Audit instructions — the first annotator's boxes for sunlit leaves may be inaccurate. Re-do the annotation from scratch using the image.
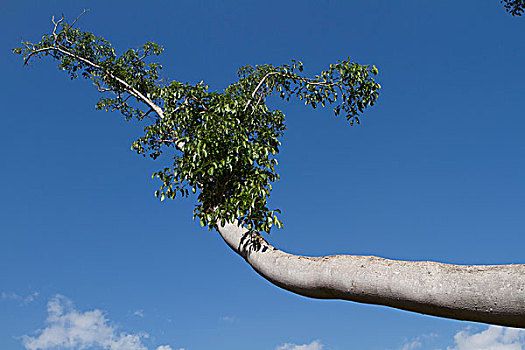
[13,17,381,235]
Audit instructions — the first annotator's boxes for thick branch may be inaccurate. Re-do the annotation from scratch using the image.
[218,222,525,328]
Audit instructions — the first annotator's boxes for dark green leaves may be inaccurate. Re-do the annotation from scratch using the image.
[501,0,525,16]
[14,16,381,235]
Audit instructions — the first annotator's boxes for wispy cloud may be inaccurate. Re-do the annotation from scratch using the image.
[1,291,39,304]
[399,333,438,350]
[276,339,324,350]
[401,338,422,350]
[133,310,145,318]
[22,295,177,350]
[220,315,237,323]
[447,326,525,350]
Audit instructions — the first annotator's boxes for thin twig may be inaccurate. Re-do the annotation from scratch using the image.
[122,94,132,103]
[97,86,112,93]
[71,9,91,28]
[139,108,153,120]
[51,15,64,39]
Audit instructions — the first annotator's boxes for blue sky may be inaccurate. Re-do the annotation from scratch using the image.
[1,1,524,349]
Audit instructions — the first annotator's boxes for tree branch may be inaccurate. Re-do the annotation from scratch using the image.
[51,15,64,37]
[70,9,90,28]
[243,72,280,112]
[139,108,154,120]
[218,222,525,328]
[243,71,343,113]
[24,45,165,120]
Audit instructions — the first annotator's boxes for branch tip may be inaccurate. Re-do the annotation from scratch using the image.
[71,9,91,28]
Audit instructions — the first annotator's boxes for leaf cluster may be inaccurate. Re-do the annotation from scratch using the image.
[501,0,525,16]
[13,16,381,234]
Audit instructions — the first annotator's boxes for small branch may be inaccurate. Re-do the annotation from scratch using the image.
[304,78,339,87]
[97,86,112,93]
[243,71,340,113]
[139,108,153,120]
[154,138,177,143]
[250,94,265,116]
[25,45,165,120]
[243,72,280,112]
[122,94,133,103]
[71,9,90,28]
[51,15,64,39]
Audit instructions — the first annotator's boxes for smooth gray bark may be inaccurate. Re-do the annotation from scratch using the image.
[218,222,525,328]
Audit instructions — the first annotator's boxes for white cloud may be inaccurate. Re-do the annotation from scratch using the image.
[22,295,175,350]
[133,310,145,318]
[447,326,525,350]
[398,327,525,350]
[276,339,324,350]
[1,291,39,304]
[401,338,422,350]
[156,346,185,350]
[399,333,438,350]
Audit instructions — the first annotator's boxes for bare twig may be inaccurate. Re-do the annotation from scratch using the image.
[122,94,132,103]
[51,15,64,39]
[97,86,112,93]
[139,108,153,120]
[71,9,91,28]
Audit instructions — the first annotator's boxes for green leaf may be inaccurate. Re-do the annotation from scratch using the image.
[14,18,380,235]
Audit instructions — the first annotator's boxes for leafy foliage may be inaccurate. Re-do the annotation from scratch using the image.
[13,15,380,234]
[501,0,525,16]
